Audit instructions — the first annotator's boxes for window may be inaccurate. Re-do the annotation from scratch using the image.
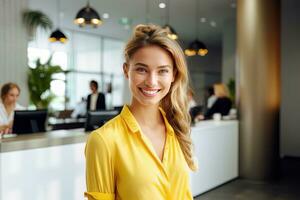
[27,30,126,111]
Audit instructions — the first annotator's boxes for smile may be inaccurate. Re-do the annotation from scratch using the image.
[139,88,161,96]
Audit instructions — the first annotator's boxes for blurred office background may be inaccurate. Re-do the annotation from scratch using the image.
[1,0,300,199]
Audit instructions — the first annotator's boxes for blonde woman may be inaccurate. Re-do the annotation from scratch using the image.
[203,83,232,119]
[85,24,196,200]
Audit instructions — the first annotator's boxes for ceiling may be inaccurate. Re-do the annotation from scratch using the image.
[28,0,236,46]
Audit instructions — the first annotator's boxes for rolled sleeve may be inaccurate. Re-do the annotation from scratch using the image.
[84,192,115,200]
[85,131,115,199]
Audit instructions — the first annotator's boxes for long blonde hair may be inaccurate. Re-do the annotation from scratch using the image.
[124,24,197,171]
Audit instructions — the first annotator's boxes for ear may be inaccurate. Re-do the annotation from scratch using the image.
[123,63,129,79]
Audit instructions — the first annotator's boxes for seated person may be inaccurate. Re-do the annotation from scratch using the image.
[0,82,25,134]
[187,88,203,123]
[196,83,232,120]
[187,88,197,109]
[206,86,217,109]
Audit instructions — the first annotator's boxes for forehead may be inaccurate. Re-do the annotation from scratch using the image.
[130,45,173,67]
[8,87,19,94]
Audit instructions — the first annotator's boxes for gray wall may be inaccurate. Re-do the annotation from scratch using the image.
[222,19,236,85]
[0,0,29,105]
[280,0,300,157]
[186,44,222,104]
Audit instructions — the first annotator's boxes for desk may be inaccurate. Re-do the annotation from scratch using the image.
[48,118,86,130]
[0,129,88,200]
[190,120,239,196]
[0,120,238,199]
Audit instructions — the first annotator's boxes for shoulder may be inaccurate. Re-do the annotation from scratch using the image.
[98,92,105,97]
[87,115,124,147]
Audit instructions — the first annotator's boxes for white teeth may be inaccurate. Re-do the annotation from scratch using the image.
[142,89,159,95]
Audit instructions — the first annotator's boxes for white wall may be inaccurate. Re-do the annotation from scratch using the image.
[280,0,300,157]
[0,0,29,105]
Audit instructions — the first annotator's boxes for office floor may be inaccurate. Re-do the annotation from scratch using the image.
[194,158,300,200]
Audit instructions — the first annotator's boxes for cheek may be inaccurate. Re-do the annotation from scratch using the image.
[128,73,144,86]
[163,76,174,87]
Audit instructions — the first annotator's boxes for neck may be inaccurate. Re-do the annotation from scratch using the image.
[4,102,15,111]
[129,101,162,127]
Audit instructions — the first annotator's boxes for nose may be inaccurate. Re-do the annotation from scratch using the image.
[144,72,158,87]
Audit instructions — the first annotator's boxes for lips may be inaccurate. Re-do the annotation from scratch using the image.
[139,88,161,97]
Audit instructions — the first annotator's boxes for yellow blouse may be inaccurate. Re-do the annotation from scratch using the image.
[85,105,193,200]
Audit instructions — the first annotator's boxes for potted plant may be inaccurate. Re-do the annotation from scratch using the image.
[28,56,63,109]
[22,10,53,39]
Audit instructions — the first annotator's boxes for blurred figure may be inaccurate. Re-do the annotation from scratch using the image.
[71,97,87,118]
[0,82,24,134]
[206,85,217,109]
[187,88,202,123]
[196,83,232,120]
[187,88,197,109]
[86,80,106,111]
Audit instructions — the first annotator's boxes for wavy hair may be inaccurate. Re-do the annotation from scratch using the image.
[124,24,197,171]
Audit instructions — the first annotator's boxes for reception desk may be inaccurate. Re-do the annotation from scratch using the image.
[190,120,239,197]
[0,120,238,200]
[0,129,88,200]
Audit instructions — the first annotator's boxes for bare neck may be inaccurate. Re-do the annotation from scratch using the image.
[129,104,163,128]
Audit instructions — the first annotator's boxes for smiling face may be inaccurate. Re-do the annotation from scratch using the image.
[124,45,176,108]
[4,87,20,106]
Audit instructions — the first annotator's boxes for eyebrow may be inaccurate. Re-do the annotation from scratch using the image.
[134,62,173,69]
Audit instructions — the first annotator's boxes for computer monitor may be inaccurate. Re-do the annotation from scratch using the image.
[12,110,48,134]
[85,110,119,132]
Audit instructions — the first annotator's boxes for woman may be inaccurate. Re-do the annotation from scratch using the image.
[85,24,197,200]
[0,82,24,134]
[204,83,232,119]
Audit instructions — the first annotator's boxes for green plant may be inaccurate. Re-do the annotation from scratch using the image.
[28,56,63,109]
[227,78,236,106]
[22,10,53,39]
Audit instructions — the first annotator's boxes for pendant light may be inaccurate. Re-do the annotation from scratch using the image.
[184,0,208,56]
[74,0,102,28]
[163,0,178,40]
[49,0,68,43]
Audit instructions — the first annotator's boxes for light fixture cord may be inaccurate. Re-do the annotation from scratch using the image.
[195,0,199,40]
[145,0,150,24]
[166,0,170,25]
[56,0,59,28]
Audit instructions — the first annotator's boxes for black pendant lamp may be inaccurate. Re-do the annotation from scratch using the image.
[49,29,68,43]
[74,0,102,28]
[49,0,68,43]
[163,24,178,40]
[185,40,208,56]
[163,0,178,40]
[184,0,208,56]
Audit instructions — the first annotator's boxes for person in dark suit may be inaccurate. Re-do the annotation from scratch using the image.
[86,80,106,111]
